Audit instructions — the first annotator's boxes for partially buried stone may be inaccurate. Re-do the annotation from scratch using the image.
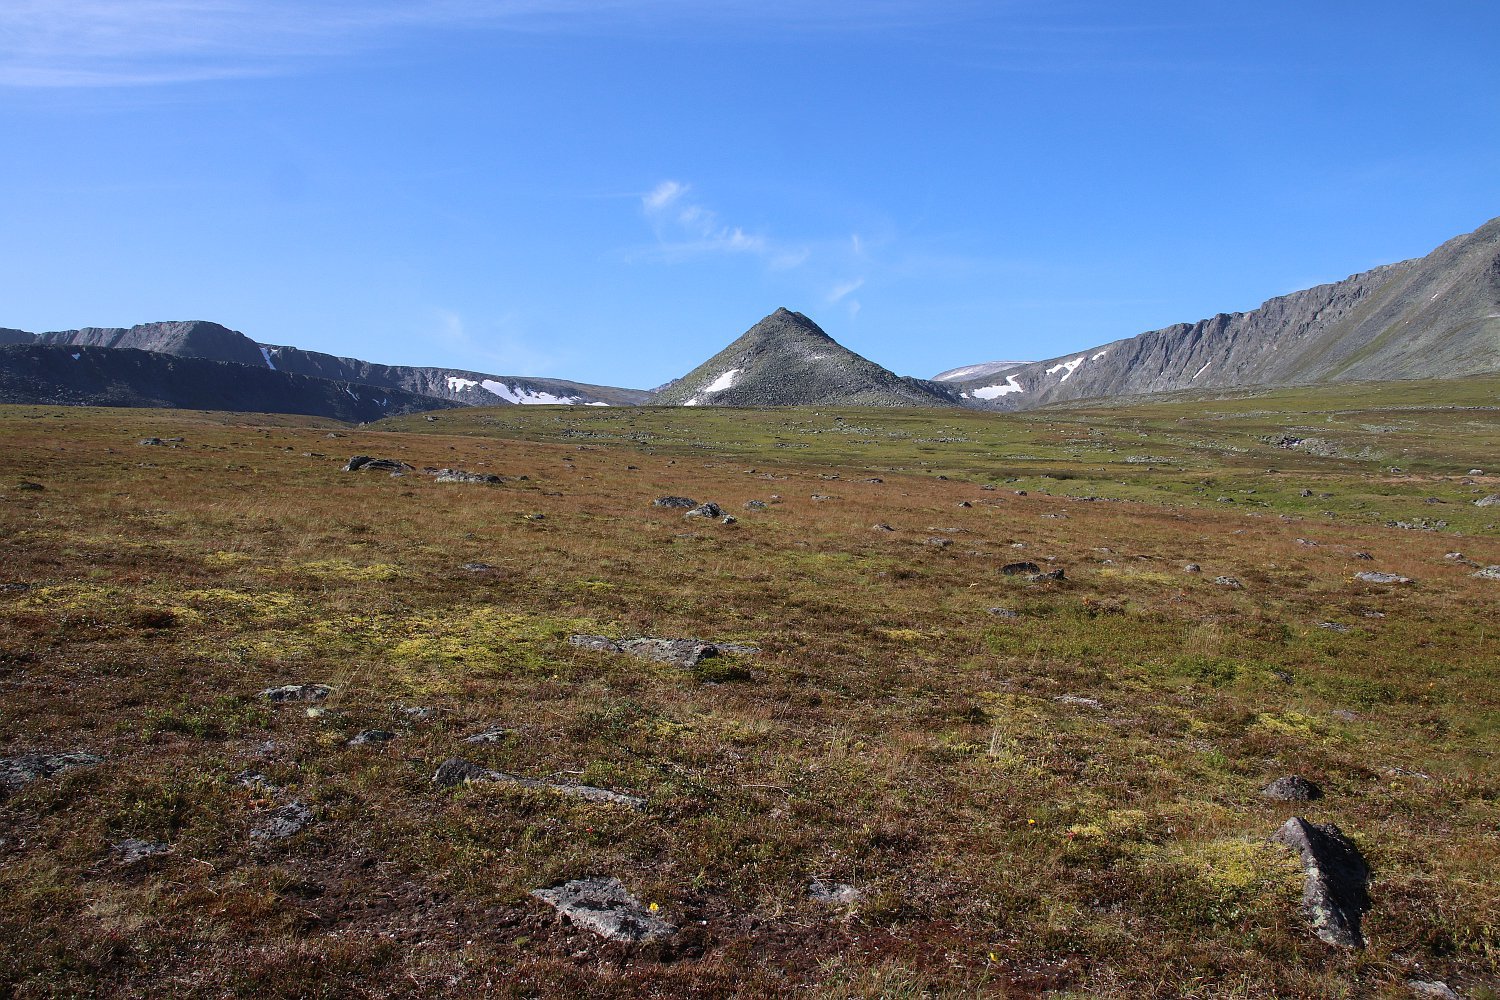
[261,683,333,703]
[1355,571,1412,584]
[0,751,103,793]
[652,496,697,509]
[1271,817,1371,948]
[460,562,496,573]
[927,537,953,548]
[683,502,723,519]
[1261,775,1323,801]
[114,838,171,864]
[808,879,862,905]
[1473,566,1500,581]
[253,801,313,840]
[463,725,510,744]
[1183,563,1201,573]
[347,729,395,747]
[744,500,768,511]
[1214,576,1242,588]
[531,877,676,943]
[1002,561,1040,576]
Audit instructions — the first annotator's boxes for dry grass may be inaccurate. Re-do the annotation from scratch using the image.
[0,389,1496,998]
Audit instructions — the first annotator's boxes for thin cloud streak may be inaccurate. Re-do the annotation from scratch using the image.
[0,0,990,88]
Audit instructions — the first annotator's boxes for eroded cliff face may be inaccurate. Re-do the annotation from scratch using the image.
[953,217,1500,409]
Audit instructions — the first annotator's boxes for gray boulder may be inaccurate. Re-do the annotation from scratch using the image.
[1001,561,1040,576]
[1261,776,1323,801]
[347,729,396,747]
[652,496,697,509]
[114,838,171,864]
[1271,817,1371,948]
[570,634,758,670]
[1475,495,1500,507]
[531,876,676,943]
[1474,566,1500,581]
[683,502,723,519]
[342,455,411,473]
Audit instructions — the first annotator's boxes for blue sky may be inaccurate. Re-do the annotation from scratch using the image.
[2,1,1497,388]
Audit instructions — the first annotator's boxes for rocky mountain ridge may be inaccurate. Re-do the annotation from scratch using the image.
[949,215,1500,409]
[13,321,650,408]
[0,344,458,422]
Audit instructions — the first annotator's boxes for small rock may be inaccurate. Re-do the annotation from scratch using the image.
[569,634,623,653]
[1474,495,1500,507]
[261,683,333,703]
[233,769,274,790]
[1260,776,1323,801]
[460,562,497,573]
[1317,622,1350,633]
[652,496,697,509]
[1471,565,1500,580]
[14,481,44,491]
[434,758,645,808]
[434,469,503,485]
[138,438,163,446]
[1296,538,1319,547]
[1183,563,1202,573]
[253,801,313,840]
[957,501,972,508]
[1001,561,1040,576]
[987,607,1020,618]
[926,537,953,548]
[810,494,834,502]
[1029,568,1066,582]
[683,502,723,519]
[1352,552,1373,560]
[347,729,396,747]
[114,838,171,864]
[1300,489,1314,497]
[1355,571,1412,585]
[342,456,411,473]
[1408,980,1460,999]
[744,500,769,511]
[1271,817,1371,948]
[807,879,862,905]
[1054,694,1102,710]
[721,515,737,525]
[870,523,895,532]
[523,513,545,521]
[530,877,676,943]
[433,758,492,787]
[1014,490,1027,496]
[1213,576,1242,588]
[463,725,511,744]
[398,705,443,722]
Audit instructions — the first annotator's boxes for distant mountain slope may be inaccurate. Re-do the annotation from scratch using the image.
[0,345,458,422]
[656,308,956,408]
[953,216,1500,409]
[931,360,1030,382]
[16,321,651,407]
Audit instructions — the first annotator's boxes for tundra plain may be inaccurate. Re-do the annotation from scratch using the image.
[1,379,1497,998]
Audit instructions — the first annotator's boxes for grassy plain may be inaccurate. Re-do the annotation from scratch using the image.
[1,378,1497,998]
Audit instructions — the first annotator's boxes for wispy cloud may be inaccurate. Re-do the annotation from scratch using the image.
[0,0,986,88]
[827,277,865,303]
[638,179,777,260]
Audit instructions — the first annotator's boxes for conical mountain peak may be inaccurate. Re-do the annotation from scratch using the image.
[654,309,955,408]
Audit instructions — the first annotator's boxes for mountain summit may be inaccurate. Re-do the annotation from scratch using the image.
[655,308,955,408]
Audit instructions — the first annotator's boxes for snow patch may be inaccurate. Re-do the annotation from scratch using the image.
[479,380,582,405]
[71,352,81,360]
[971,375,1025,399]
[259,346,278,370]
[1045,356,1086,382]
[1091,350,1108,361]
[344,388,359,400]
[701,368,740,394]
[447,376,480,393]
[683,397,701,407]
[1192,361,1211,380]
[932,361,1030,382]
